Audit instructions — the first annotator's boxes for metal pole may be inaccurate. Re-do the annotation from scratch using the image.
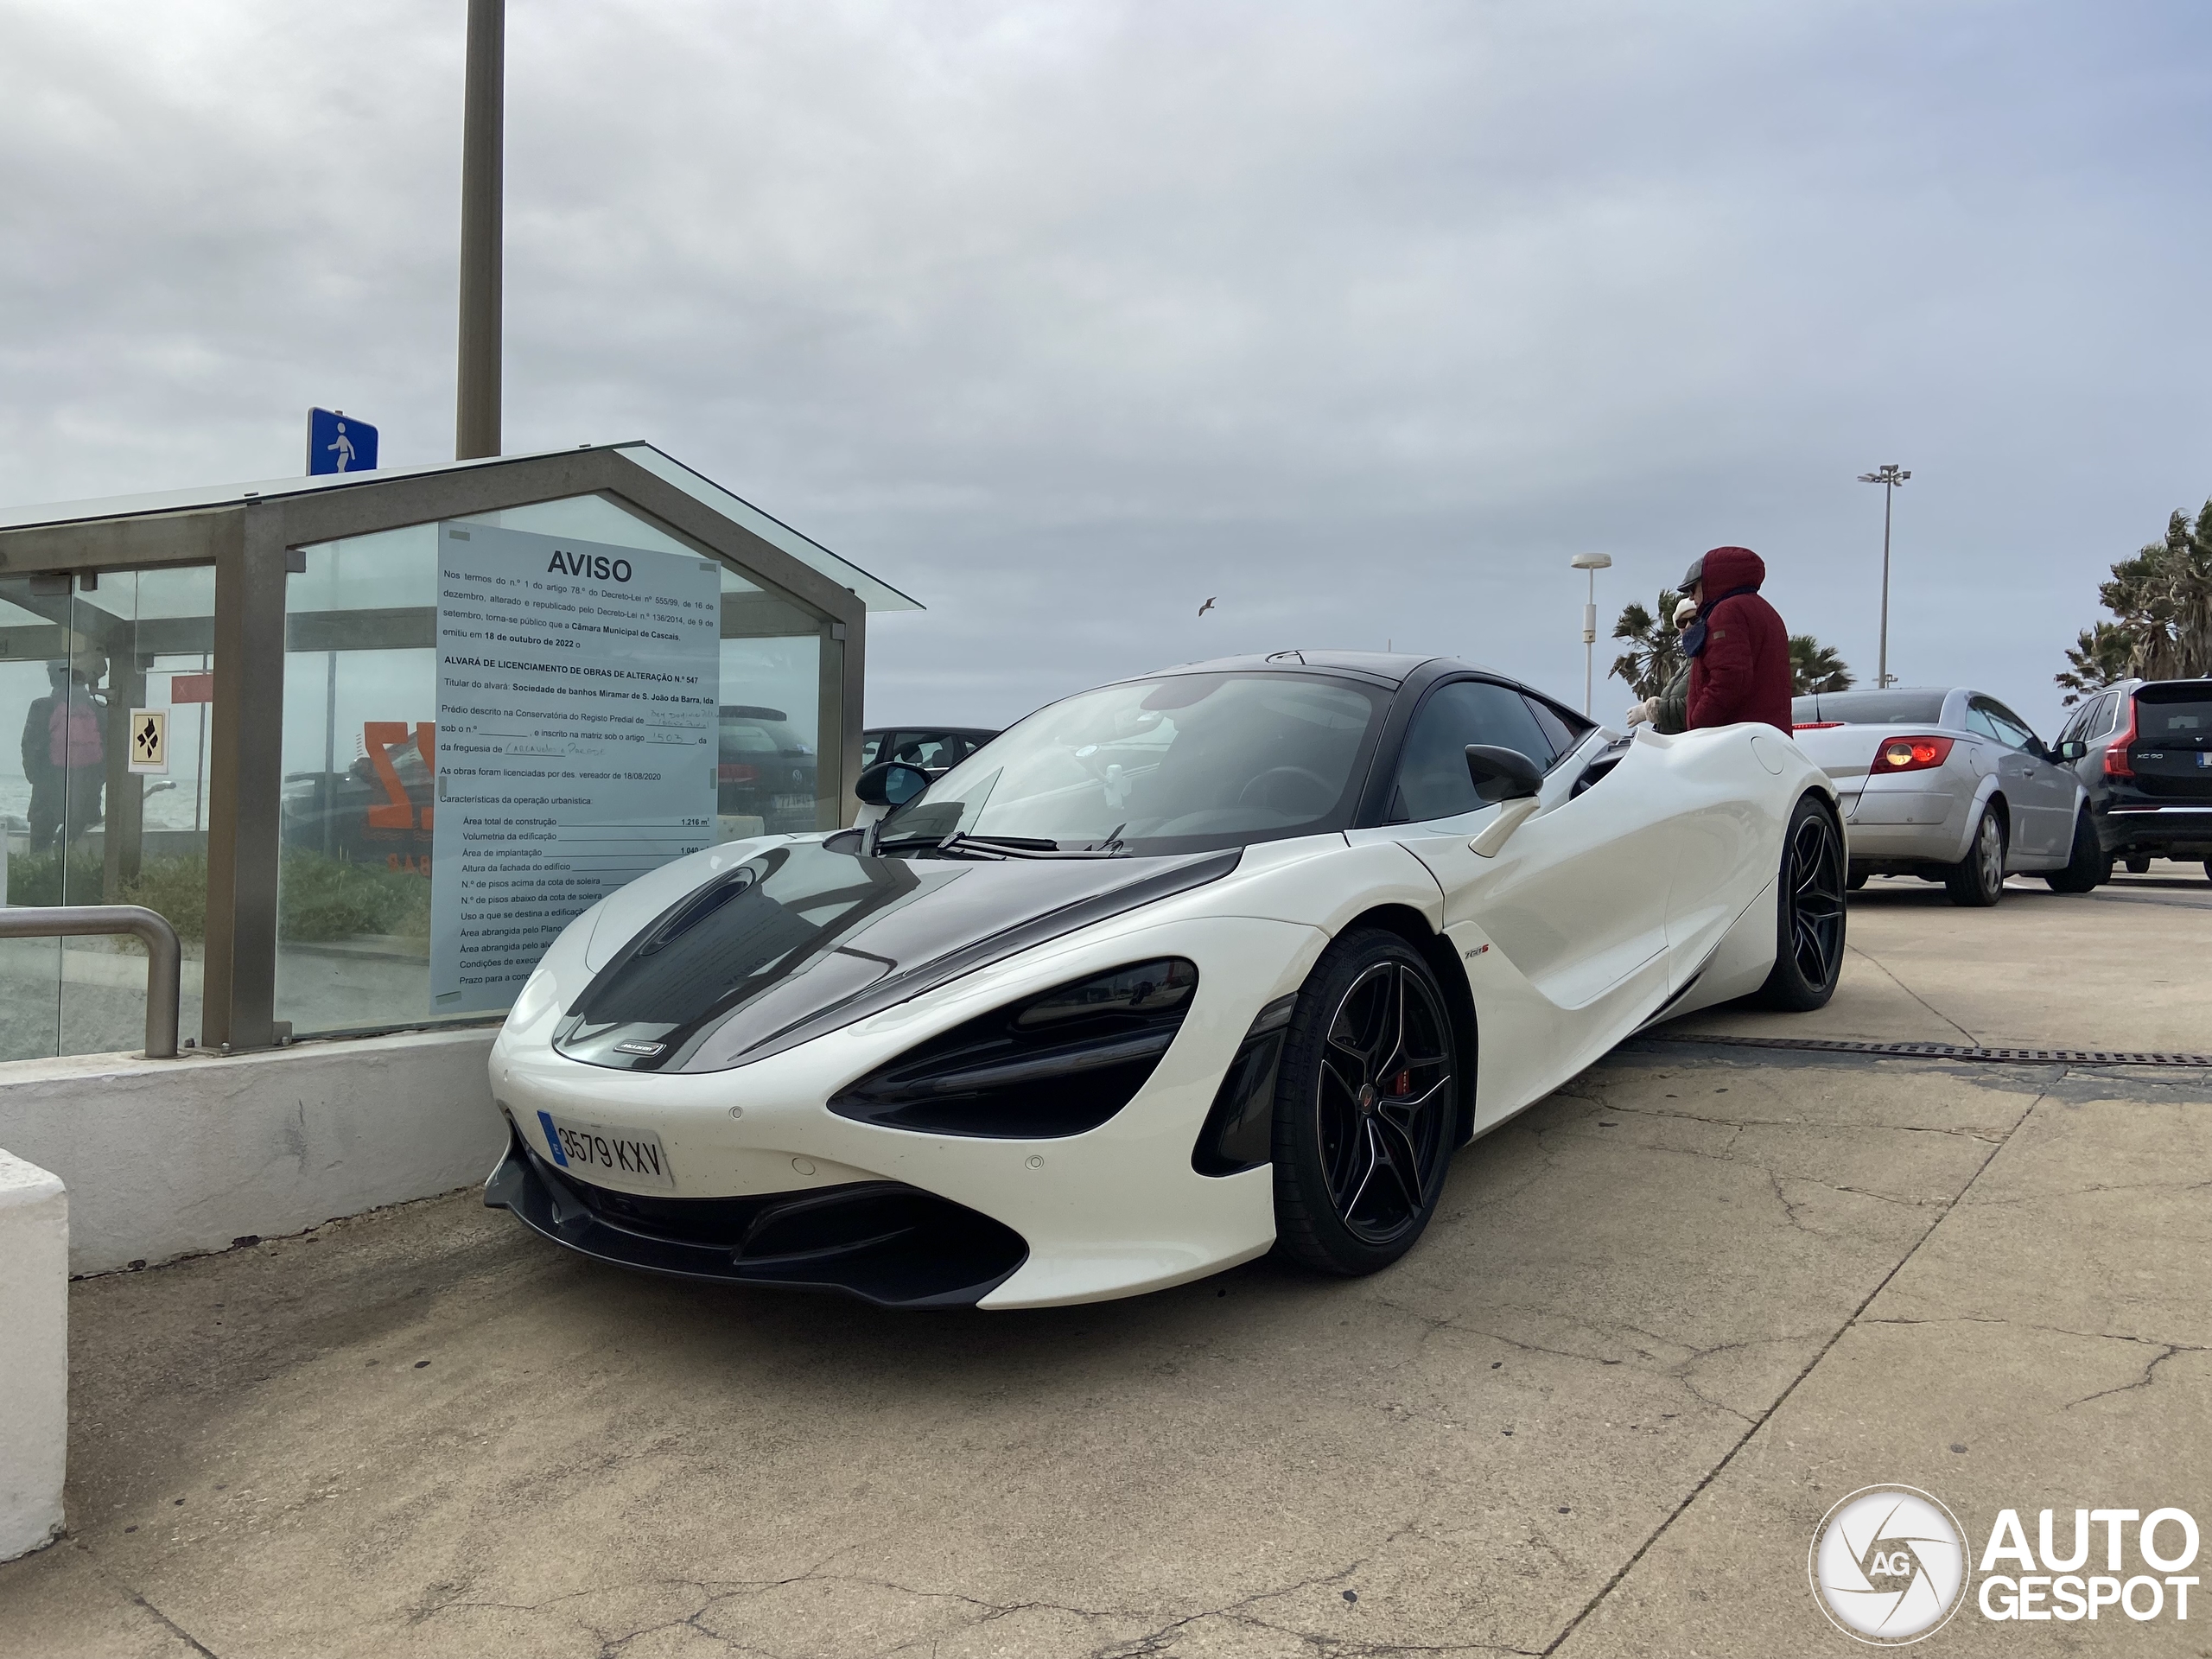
[455,0,505,461]
[0,905,182,1058]
[1584,569,1597,715]
[1878,481,1892,688]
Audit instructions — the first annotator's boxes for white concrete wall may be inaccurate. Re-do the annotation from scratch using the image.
[0,1028,502,1277]
[0,1148,67,1560]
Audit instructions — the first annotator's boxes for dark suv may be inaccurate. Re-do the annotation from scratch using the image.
[2054,677,2212,880]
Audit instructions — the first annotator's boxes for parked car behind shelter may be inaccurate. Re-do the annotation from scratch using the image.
[2051,677,2212,881]
[1789,687,2102,903]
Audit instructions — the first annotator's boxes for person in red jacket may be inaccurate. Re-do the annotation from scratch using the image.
[1681,545,1792,733]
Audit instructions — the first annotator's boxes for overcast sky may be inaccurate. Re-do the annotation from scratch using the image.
[3,0,2208,736]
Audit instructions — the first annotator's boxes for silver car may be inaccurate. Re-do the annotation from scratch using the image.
[1789,687,2100,904]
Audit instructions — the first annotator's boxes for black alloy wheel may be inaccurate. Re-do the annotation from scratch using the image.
[1944,804,2007,906]
[2044,810,2107,894]
[1272,930,1459,1276]
[1751,795,1847,1012]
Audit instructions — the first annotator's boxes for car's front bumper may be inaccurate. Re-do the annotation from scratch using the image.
[488,912,1325,1308]
[485,1129,1027,1306]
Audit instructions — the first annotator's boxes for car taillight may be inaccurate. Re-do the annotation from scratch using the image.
[2103,698,2137,778]
[1873,735,1955,773]
[1793,721,1845,732]
[717,762,759,783]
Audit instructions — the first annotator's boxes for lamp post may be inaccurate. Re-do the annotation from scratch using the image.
[1571,552,1612,715]
[455,0,505,460]
[1857,463,1910,688]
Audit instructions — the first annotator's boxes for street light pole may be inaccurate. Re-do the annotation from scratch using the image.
[455,0,505,461]
[1857,463,1910,687]
[1571,553,1612,715]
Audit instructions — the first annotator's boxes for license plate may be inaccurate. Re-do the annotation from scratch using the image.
[537,1110,674,1190]
[2198,753,2210,768]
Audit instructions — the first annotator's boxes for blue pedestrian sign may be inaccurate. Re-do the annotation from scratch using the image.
[307,408,378,475]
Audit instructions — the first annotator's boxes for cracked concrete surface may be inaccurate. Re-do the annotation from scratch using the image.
[3,876,2206,1656]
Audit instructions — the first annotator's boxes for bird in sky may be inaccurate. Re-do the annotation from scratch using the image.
[1197,596,1216,618]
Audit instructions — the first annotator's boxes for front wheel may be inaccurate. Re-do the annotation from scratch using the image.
[1751,795,1847,1011]
[1945,805,2006,906]
[1272,930,1459,1276]
[2044,810,2106,893]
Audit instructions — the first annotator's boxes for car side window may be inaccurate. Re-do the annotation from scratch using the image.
[860,732,887,767]
[1521,694,1589,760]
[1964,702,2007,745]
[1980,700,2040,752]
[2091,691,2120,739]
[1391,680,1557,822]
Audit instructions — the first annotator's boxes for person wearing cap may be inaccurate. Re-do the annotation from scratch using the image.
[1624,593,1704,734]
[1677,545,1791,734]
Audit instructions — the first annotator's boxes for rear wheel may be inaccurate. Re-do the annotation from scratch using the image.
[1751,796,1847,1011]
[2044,810,2106,893]
[1945,805,2006,906]
[1847,869,1869,891]
[2126,855,2152,874]
[1272,930,1459,1276]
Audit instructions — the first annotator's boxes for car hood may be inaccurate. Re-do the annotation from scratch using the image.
[553,838,1241,1074]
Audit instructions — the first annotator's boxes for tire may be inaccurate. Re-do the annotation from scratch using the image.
[1751,796,1847,1011]
[1944,804,2006,906]
[2126,855,2151,875]
[1272,929,1459,1276]
[2044,810,2106,893]
[1847,869,1869,891]
[2203,860,2211,885]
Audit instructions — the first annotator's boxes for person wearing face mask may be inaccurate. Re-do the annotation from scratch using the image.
[1673,546,1792,734]
[1623,593,1704,734]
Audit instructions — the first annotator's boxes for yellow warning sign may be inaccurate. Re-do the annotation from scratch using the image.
[127,708,168,775]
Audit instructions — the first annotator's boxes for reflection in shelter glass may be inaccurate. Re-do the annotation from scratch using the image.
[0,567,218,1058]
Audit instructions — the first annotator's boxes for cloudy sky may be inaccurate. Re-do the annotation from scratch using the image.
[3,0,2207,736]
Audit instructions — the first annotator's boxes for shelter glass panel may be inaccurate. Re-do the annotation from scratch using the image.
[0,566,216,1058]
[275,493,837,1039]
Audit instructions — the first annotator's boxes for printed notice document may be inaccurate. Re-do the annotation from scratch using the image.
[430,522,720,1010]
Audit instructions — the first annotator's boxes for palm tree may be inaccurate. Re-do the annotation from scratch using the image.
[1789,635,1853,696]
[1610,588,1685,700]
[2056,621,2135,706]
[2056,500,2212,700]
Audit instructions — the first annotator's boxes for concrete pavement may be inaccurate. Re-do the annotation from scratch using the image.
[2,874,2205,1658]
[1664,861,2212,1055]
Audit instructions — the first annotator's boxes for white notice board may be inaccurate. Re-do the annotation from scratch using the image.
[430,523,721,1010]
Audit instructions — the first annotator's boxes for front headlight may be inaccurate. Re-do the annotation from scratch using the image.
[829,958,1198,1138]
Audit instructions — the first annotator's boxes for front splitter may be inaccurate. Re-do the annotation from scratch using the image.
[484,1132,1028,1308]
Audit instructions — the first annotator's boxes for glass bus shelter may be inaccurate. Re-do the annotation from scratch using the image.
[0,443,916,1058]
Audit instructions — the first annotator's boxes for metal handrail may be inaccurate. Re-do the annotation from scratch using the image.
[0,904,182,1058]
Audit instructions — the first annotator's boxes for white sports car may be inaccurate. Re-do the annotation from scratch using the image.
[486,652,1844,1309]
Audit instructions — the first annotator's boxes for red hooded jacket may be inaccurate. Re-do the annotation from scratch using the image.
[1685,546,1791,734]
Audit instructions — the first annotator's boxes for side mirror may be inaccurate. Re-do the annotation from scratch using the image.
[2056,739,2088,762]
[855,760,930,810]
[1465,744,1542,804]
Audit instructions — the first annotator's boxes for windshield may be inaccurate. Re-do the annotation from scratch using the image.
[878,671,1389,855]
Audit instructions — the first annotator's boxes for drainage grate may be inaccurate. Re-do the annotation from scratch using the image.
[1640,1033,2212,1068]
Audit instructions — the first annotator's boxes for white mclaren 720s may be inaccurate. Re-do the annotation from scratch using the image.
[486,652,1845,1309]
